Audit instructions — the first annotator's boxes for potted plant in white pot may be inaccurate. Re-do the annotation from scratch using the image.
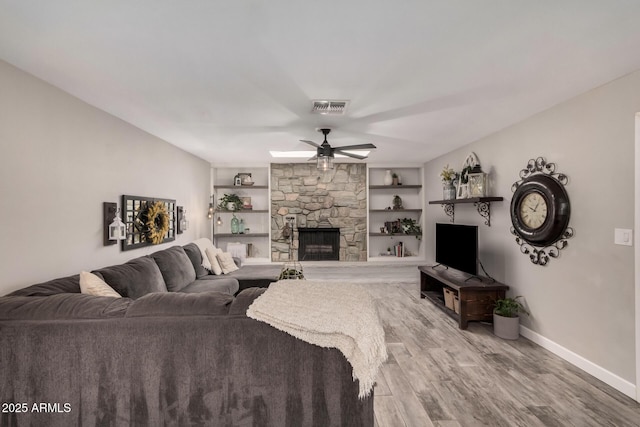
[493,296,529,340]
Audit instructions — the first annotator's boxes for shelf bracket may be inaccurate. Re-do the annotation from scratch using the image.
[440,203,455,223]
[474,202,491,226]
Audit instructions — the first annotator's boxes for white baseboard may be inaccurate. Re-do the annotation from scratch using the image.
[519,326,637,400]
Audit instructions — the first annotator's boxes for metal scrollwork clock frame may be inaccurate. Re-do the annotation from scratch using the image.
[510,157,573,266]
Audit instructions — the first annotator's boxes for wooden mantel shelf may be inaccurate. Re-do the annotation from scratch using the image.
[428,197,504,226]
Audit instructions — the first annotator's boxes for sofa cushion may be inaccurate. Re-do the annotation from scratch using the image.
[93,256,167,299]
[179,277,240,295]
[217,252,239,274]
[229,287,267,315]
[6,274,80,297]
[182,243,210,278]
[79,271,122,297]
[149,246,196,292]
[205,247,223,275]
[125,291,233,317]
[0,294,131,320]
[191,238,217,271]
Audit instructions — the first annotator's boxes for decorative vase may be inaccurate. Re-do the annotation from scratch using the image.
[231,214,240,234]
[239,218,245,234]
[443,181,456,200]
[493,313,520,340]
[383,170,393,186]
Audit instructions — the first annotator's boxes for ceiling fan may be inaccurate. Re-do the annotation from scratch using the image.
[300,128,377,170]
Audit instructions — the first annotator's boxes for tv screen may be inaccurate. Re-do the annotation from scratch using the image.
[436,223,478,275]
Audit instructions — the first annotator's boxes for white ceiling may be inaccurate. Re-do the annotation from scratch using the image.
[2,1,640,166]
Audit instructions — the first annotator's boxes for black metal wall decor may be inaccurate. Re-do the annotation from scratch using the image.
[122,195,176,251]
[510,157,573,265]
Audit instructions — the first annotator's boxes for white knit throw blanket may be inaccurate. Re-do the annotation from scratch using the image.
[246,280,388,399]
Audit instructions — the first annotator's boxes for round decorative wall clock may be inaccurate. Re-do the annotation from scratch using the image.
[510,157,573,265]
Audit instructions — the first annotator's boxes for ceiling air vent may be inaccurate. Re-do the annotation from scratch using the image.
[311,100,349,115]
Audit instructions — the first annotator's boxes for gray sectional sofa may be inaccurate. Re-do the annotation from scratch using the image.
[0,243,374,426]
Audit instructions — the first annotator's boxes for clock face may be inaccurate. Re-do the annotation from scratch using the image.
[519,192,547,229]
[510,174,570,246]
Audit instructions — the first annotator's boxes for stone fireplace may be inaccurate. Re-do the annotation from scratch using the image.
[271,163,367,262]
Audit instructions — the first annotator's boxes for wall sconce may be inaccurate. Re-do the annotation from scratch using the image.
[207,195,215,219]
[103,202,126,246]
[216,216,223,226]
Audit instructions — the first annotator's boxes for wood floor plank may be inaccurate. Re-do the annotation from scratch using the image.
[374,396,407,427]
[382,364,435,427]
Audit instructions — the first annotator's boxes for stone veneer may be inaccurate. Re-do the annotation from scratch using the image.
[271,163,367,262]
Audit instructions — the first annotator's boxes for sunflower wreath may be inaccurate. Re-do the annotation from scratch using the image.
[145,201,169,244]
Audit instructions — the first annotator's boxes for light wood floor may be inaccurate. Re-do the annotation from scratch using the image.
[304,264,640,427]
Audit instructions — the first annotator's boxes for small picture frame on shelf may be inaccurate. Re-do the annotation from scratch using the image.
[234,175,242,186]
[241,197,252,210]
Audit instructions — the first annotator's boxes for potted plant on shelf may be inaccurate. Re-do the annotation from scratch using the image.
[493,296,529,340]
[218,193,244,211]
[400,218,422,239]
[440,164,457,200]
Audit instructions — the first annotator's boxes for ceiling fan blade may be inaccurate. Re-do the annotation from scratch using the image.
[300,139,321,148]
[308,154,318,161]
[334,143,377,150]
[335,150,368,160]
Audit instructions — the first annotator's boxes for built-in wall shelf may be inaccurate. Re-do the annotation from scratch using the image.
[369,232,422,237]
[370,209,422,213]
[214,185,269,190]
[369,185,422,190]
[213,167,271,259]
[217,210,269,213]
[215,233,269,238]
[428,197,503,226]
[368,167,424,261]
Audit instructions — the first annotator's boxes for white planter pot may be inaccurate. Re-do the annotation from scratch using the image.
[227,202,236,211]
[493,313,520,340]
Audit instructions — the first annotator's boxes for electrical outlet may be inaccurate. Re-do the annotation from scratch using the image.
[614,228,633,246]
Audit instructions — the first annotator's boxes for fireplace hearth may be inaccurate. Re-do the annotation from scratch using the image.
[298,228,340,261]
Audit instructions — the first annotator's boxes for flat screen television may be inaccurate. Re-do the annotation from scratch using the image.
[435,223,478,275]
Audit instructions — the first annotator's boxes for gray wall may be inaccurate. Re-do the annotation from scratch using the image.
[0,60,211,294]
[424,70,639,385]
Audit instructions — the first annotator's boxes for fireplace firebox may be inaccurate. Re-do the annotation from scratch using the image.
[298,228,340,261]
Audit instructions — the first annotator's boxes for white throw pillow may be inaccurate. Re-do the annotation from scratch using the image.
[192,238,217,271]
[216,252,239,274]
[205,247,224,276]
[79,271,122,298]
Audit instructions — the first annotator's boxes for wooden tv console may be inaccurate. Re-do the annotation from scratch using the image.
[418,265,509,329]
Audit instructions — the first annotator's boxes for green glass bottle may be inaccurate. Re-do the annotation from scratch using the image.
[231,213,240,234]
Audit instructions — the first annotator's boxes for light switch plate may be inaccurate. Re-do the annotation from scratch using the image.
[614,228,633,246]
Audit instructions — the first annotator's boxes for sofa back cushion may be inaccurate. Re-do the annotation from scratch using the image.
[125,291,233,317]
[6,274,81,297]
[0,294,131,320]
[182,243,210,278]
[149,246,196,292]
[93,256,167,299]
